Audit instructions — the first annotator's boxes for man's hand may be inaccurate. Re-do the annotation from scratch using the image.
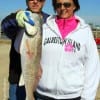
[16,10,35,27]
[16,10,39,37]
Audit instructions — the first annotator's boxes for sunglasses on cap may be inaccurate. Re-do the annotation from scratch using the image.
[55,2,72,8]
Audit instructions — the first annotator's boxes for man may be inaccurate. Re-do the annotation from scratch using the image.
[1,0,49,100]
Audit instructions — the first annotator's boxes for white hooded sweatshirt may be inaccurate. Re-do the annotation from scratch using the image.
[36,15,100,100]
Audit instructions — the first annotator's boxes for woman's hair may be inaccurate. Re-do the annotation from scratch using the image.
[52,0,80,12]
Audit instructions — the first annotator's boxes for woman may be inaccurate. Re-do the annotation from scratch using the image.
[35,0,100,100]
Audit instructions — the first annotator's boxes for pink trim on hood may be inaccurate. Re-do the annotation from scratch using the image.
[55,16,78,39]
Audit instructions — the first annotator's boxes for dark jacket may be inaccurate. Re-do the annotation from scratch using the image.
[1,11,49,84]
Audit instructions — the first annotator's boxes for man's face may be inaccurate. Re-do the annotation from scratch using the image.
[27,0,45,13]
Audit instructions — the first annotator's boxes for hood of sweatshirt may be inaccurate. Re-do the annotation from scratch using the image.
[45,15,89,39]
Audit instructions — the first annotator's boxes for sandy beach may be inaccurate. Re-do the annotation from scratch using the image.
[0,39,10,100]
[0,39,100,100]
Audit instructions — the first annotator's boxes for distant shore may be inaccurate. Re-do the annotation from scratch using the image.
[0,38,11,44]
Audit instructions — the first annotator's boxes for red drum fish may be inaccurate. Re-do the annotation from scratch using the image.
[15,11,42,100]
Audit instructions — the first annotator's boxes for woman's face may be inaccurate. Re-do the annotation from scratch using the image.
[55,0,76,18]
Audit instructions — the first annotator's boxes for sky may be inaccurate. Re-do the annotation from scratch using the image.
[0,0,100,25]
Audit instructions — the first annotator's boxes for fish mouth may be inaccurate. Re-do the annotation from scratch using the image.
[25,29,37,38]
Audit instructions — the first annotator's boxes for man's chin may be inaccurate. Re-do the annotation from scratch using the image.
[31,9,40,13]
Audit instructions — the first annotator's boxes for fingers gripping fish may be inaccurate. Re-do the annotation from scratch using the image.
[16,11,42,100]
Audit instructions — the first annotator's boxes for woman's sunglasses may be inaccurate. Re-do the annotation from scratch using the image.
[55,2,72,8]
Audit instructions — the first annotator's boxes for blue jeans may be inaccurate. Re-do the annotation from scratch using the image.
[9,84,17,100]
[16,85,26,100]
